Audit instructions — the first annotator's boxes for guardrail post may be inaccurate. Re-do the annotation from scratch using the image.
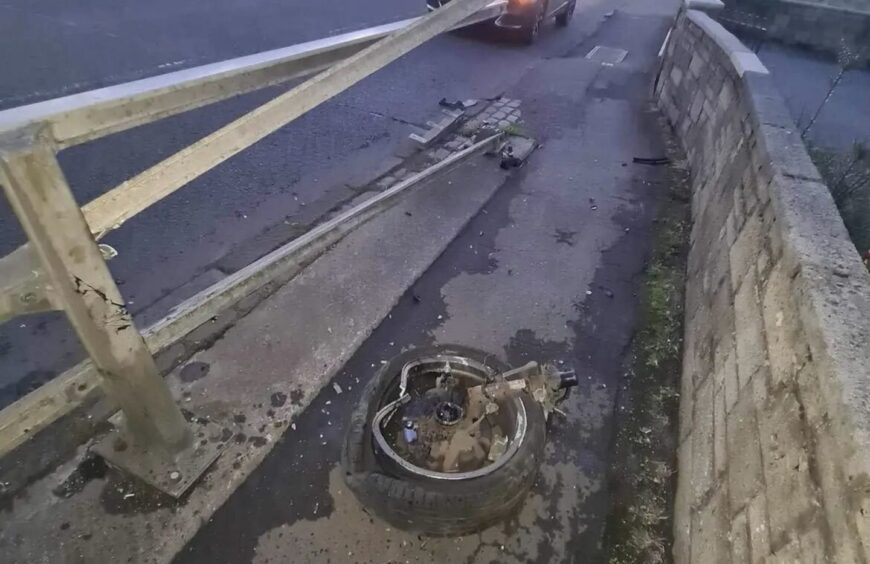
[0,125,223,496]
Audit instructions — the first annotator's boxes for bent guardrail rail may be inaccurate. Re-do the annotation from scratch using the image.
[0,0,499,496]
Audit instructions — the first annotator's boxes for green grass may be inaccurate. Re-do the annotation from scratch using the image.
[602,160,691,564]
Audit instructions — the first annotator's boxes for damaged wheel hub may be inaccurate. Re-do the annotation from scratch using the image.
[372,354,577,480]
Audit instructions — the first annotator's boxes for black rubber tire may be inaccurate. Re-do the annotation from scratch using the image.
[521,2,546,45]
[556,0,575,26]
[341,344,547,536]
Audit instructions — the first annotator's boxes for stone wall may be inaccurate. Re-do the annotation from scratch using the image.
[656,8,870,563]
[722,0,870,65]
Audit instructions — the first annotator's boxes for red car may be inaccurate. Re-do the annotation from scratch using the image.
[427,0,577,43]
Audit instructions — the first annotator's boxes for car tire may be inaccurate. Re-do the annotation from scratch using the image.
[556,0,575,26]
[341,344,547,536]
[521,2,546,44]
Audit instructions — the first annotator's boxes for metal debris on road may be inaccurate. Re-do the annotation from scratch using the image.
[633,156,670,165]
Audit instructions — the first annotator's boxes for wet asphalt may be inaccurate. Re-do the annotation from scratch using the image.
[171,2,677,561]
[0,0,573,406]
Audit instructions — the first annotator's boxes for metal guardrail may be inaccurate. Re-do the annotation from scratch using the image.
[0,0,500,496]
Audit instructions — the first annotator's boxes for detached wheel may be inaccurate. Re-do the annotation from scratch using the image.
[341,345,546,536]
[556,0,576,26]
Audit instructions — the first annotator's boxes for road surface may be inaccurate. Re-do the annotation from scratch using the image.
[0,0,553,406]
[170,1,678,562]
[0,0,683,560]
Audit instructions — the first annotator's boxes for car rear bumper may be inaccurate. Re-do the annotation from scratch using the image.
[426,0,517,28]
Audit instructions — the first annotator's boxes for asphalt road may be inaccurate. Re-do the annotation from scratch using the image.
[170,1,677,561]
[0,0,681,560]
[0,0,541,406]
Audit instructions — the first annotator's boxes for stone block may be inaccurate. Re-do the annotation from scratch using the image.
[690,90,705,122]
[742,174,760,217]
[768,176,860,279]
[747,492,771,563]
[758,390,818,545]
[725,209,738,247]
[756,243,771,283]
[689,53,705,79]
[721,346,739,413]
[796,527,829,563]
[708,241,732,303]
[693,377,715,505]
[727,392,763,512]
[756,124,822,183]
[714,337,734,389]
[710,277,735,351]
[856,496,870,563]
[743,72,795,130]
[715,388,727,478]
[731,510,751,564]
[685,270,705,321]
[675,436,693,564]
[796,364,863,563]
[691,487,730,564]
[765,539,801,563]
[681,353,696,442]
[695,326,715,389]
[733,174,746,229]
[750,364,770,415]
[761,260,810,387]
[671,66,684,87]
[766,527,828,563]
[733,268,766,387]
[730,211,763,292]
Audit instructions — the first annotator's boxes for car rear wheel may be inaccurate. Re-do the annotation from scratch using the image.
[556,0,576,26]
[521,2,546,44]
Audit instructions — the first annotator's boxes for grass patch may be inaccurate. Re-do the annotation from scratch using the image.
[601,145,691,564]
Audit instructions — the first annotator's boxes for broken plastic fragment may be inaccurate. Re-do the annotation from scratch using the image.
[98,243,118,260]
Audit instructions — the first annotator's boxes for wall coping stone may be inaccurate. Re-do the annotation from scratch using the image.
[684,0,726,12]
[686,10,769,76]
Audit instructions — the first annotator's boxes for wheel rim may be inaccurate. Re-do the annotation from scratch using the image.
[532,8,543,37]
[372,354,528,481]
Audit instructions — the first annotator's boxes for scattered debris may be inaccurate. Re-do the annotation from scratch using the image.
[632,156,670,166]
[409,109,462,147]
[98,243,118,260]
[439,98,478,110]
